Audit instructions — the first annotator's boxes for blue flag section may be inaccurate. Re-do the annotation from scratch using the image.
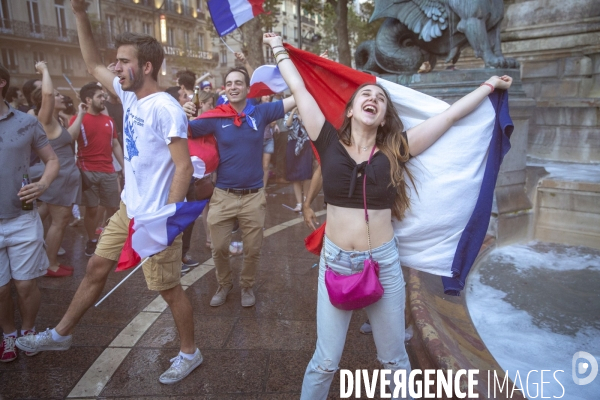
[207,0,266,37]
[443,91,514,295]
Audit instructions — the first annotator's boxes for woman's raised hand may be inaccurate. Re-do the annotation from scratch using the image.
[487,75,513,91]
[263,33,283,48]
[34,61,48,74]
[71,0,87,13]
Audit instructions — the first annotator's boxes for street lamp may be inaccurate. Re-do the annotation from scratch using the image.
[160,14,167,43]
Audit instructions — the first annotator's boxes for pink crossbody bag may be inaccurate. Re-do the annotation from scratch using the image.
[324,145,384,310]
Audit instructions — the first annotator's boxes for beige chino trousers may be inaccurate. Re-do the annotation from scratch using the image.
[207,188,267,288]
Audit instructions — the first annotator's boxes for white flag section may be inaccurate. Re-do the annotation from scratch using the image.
[131,201,208,258]
[248,65,290,98]
[377,78,496,277]
[117,201,209,272]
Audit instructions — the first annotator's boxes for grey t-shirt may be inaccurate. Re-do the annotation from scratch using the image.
[0,103,49,218]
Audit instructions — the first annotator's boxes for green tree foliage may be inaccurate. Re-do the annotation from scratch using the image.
[260,0,283,31]
[304,1,382,66]
[354,1,383,47]
[240,0,382,68]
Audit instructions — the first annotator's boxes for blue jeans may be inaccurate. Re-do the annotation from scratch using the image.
[301,236,411,399]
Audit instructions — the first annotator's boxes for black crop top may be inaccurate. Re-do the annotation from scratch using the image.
[313,121,407,210]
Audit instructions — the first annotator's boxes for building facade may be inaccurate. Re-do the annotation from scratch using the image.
[0,0,218,92]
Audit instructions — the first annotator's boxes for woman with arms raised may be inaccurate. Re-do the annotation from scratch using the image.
[262,33,512,399]
[30,61,83,277]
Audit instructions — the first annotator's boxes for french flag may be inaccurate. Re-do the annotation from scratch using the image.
[248,65,289,98]
[280,45,513,295]
[208,0,266,37]
[116,200,208,271]
[188,134,219,178]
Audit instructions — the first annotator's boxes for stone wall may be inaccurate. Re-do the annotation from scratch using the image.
[455,0,600,164]
[535,179,600,249]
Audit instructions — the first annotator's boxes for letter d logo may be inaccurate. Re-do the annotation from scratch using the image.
[572,351,598,385]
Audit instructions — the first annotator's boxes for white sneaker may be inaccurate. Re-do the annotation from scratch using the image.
[57,246,66,256]
[159,350,203,384]
[15,328,72,352]
[229,241,243,256]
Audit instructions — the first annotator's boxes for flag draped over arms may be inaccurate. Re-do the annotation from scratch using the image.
[271,45,513,295]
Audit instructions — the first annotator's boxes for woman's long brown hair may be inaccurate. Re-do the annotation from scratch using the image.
[337,82,415,220]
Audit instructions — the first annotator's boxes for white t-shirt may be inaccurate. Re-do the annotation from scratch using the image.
[113,77,188,218]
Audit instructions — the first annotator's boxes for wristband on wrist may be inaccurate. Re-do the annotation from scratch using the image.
[271,45,284,51]
[276,56,290,65]
[480,82,494,93]
[273,50,289,58]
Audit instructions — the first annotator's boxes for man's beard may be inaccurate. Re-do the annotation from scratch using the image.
[91,103,105,113]
[124,67,145,92]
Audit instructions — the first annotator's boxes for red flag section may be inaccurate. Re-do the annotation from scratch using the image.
[284,44,376,129]
[116,219,141,272]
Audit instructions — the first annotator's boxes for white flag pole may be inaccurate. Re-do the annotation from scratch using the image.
[220,36,236,53]
[94,257,150,307]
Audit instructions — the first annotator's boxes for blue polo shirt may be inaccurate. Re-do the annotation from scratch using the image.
[189,100,284,189]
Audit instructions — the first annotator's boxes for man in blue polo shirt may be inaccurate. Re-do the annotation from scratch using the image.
[188,68,295,307]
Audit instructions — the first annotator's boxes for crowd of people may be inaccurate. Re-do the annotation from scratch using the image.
[0,0,512,396]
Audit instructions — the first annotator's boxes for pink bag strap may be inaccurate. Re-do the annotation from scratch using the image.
[364,145,376,257]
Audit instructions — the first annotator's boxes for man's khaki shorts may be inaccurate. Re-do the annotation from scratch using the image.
[95,201,182,291]
[80,170,121,208]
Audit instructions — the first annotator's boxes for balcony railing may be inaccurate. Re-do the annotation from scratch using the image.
[0,19,79,44]
[116,0,204,20]
[0,17,12,31]
[301,15,315,26]
[118,0,153,7]
[0,19,114,49]
[163,0,195,17]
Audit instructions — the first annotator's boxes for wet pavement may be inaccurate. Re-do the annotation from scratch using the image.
[0,184,385,400]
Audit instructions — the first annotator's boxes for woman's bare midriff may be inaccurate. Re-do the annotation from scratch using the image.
[325,204,395,251]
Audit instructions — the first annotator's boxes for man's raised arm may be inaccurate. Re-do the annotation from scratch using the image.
[71,0,117,96]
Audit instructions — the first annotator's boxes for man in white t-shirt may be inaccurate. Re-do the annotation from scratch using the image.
[16,0,201,385]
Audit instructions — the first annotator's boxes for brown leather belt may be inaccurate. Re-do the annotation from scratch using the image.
[223,188,260,196]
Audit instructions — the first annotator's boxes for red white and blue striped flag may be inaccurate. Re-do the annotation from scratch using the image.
[248,65,289,98]
[116,200,208,271]
[188,134,219,179]
[207,0,266,37]
[271,45,513,295]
